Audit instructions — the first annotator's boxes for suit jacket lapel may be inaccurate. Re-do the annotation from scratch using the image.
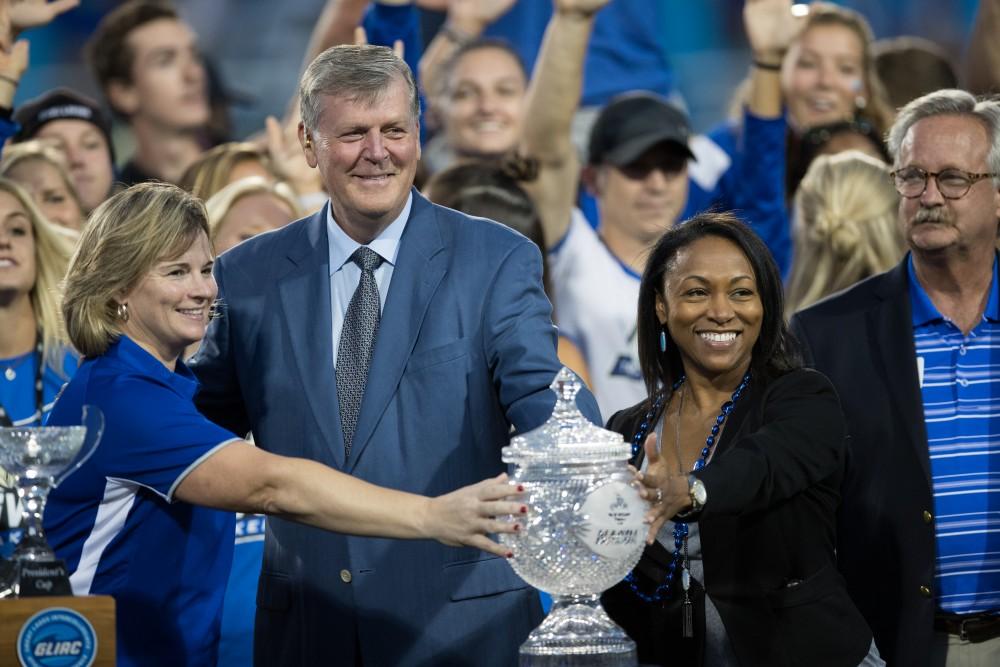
[710,380,757,460]
[869,260,930,487]
[347,193,448,472]
[277,205,346,468]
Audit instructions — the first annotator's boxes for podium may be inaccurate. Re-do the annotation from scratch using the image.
[0,596,115,666]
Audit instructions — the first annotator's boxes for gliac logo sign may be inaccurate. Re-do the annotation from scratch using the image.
[17,607,97,667]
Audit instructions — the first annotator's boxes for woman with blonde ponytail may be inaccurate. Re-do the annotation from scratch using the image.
[786,151,904,314]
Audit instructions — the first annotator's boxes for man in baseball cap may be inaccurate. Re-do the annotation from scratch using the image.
[584,91,694,252]
[13,87,117,212]
[548,91,695,417]
[587,92,695,166]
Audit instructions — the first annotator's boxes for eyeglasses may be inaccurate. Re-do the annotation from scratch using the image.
[890,167,997,199]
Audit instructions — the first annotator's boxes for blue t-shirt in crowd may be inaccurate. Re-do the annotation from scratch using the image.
[362,0,673,109]
[45,336,240,667]
[483,0,673,106]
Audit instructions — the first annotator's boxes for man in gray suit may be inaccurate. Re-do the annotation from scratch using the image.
[191,44,600,666]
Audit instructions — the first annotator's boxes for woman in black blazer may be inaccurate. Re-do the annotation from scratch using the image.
[601,212,878,666]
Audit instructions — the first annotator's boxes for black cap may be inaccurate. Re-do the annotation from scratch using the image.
[13,88,115,160]
[588,92,694,166]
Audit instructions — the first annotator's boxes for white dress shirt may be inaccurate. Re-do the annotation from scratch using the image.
[327,193,412,364]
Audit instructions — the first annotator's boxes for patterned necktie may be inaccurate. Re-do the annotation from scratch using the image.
[337,246,384,458]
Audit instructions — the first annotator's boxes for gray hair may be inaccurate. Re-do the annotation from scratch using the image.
[887,88,1000,189]
[299,44,419,133]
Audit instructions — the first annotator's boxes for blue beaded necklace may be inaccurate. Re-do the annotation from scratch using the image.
[624,371,751,607]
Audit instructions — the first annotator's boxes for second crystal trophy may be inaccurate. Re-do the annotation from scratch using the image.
[0,406,103,597]
[502,368,646,666]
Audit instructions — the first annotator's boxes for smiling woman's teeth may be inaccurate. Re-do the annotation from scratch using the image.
[475,121,505,131]
[700,332,737,343]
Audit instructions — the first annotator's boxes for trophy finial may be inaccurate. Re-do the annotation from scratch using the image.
[550,367,581,414]
[503,365,628,464]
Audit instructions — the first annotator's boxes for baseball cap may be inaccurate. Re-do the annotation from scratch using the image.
[13,88,115,160]
[588,92,694,166]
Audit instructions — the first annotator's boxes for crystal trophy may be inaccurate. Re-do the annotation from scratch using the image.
[502,368,646,666]
[0,407,103,597]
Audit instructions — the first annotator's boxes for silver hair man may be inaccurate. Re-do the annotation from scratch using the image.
[887,88,1000,189]
[299,44,420,133]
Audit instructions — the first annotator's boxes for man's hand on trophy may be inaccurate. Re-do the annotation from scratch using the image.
[421,472,528,557]
[635,433,693,544]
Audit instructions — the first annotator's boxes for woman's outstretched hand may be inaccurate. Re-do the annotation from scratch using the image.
[423,473,527,557]
[635,432,693,544]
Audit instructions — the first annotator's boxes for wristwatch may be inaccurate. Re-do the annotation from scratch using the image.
[688,475,707,513]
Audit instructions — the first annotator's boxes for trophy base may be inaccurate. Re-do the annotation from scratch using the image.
[519,594,637,667]
[0,556,72,598]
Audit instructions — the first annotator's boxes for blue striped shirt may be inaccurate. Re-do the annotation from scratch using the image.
[910,254,1000,614]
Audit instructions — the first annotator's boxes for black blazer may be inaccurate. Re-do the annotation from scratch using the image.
[790,259,934,667]
[602,369,872,667]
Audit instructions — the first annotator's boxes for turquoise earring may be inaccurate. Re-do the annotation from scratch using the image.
[659,330,667,353]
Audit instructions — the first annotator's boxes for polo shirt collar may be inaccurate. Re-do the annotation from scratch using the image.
[326,192,412,276]
[109,335,199,399]
[908,252,1000,327]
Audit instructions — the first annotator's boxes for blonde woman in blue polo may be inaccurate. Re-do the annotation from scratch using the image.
[44,182,526,667]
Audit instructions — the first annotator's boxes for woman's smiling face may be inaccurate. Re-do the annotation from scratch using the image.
[441,46,527,158]
[120,232,216,367]
[0,190,36,298]
[782,23,866,131]
[657,235,763,382]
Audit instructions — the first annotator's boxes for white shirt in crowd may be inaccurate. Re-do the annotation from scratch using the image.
[548,208,646,420]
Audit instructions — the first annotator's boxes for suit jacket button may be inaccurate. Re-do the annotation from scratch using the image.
[919,585,931,597]
[923,510,933,524]
[340,569,352,584]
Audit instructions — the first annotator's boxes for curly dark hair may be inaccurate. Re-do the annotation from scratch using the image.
[637,211,800,398]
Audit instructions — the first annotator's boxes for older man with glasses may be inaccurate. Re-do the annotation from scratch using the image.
[791,89,1000,667]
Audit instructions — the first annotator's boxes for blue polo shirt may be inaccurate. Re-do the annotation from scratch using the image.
[44,336,241,667]
[909,254,1000,615]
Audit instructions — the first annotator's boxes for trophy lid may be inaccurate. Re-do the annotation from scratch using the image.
[502,367,630,465]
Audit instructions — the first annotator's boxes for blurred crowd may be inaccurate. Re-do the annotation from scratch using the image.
[1,1,999,666]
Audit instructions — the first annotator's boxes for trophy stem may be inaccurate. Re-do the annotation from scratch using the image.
[13,477,57,561]
[519,593,637,666]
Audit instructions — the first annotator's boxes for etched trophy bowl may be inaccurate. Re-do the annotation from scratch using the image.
[0,407,102,597]
[0,426,90,481]
[501,369,646,666]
